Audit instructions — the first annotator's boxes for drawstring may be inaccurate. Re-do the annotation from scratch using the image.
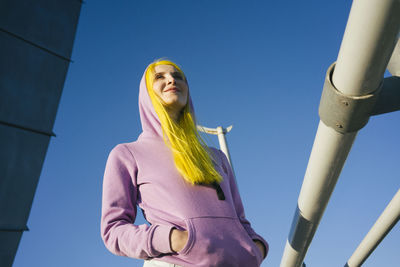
[211,182,225,200]
[197,182,226,201]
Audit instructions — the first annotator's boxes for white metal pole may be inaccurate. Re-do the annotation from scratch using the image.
[216,126,232,165]
[345,189,400,267]
[281,0,400,266]
[197,125,233,164]
[333,1,400,95]
[215,126,238,187]
[197,124,235,175]
[387,34,400,76]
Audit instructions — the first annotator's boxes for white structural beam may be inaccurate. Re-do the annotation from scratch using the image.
[197,124,236,176]
[216,126,233,166]
[387,34,400,76]
[197,124,237,187]
[197,125,233,164]
[345,189,400,267]
[280,0,400,266]
[333,1,400,95]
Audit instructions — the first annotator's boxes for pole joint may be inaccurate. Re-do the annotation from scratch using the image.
[371,76,400,116]
[319,62,381,133]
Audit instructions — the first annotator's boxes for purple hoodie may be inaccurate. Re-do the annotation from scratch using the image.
[101,70,268,267]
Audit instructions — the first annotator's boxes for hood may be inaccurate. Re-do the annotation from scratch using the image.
[138,69,196,139]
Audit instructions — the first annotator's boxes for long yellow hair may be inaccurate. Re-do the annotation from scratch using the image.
[145,59,222,185]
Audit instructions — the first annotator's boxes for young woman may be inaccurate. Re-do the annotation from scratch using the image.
[101,59,268,267]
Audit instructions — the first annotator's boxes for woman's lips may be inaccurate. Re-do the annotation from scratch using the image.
[164,87,179,93]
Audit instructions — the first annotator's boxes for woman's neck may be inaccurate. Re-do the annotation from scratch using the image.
[166,107,182,123]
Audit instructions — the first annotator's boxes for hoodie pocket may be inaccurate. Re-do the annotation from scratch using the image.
[177,217,260,267]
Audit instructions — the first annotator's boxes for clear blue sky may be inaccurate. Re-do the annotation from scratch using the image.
[13,1,399,266]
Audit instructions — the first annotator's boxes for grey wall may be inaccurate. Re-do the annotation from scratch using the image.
[0,1,82,266]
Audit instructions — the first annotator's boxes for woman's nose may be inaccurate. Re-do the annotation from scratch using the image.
[167,75,176,84]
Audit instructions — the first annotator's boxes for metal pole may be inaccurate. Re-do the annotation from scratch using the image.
[197,124,235,170]
[333,1,400,95]
[281,0,400,266]
[214,126,239,188]
[387,34,400,76]
[197,125,233,161]
[345,189,400,267]
[216,126,233,166]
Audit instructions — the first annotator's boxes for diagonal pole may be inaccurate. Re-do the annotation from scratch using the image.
[345,189,400,267]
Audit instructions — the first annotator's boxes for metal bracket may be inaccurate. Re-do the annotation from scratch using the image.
[319,63,381,133]
[371,76,400,116]
[288,206,317,253]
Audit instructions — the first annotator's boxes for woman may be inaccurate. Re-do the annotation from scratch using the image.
[101,59,268,267]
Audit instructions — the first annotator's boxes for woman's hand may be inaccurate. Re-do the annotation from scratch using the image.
[170,228,188,252]
[254,240,266,259]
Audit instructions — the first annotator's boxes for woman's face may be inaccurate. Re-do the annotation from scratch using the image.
[152,64,188,113]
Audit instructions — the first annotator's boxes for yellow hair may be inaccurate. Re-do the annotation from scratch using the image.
[145,59,222,185]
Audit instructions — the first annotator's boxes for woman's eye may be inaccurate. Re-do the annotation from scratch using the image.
[173,73,183,80]
[155,74,163,80]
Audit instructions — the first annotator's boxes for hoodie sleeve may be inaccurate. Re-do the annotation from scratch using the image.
[101,144,174,259]
[218,149,269,259]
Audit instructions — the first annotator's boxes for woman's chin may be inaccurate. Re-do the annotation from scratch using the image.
[164,99,187,110]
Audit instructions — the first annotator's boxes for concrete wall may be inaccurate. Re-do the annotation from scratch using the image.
[0,1,82,266]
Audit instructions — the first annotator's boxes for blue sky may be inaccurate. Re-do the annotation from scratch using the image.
[13,1,399,267]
